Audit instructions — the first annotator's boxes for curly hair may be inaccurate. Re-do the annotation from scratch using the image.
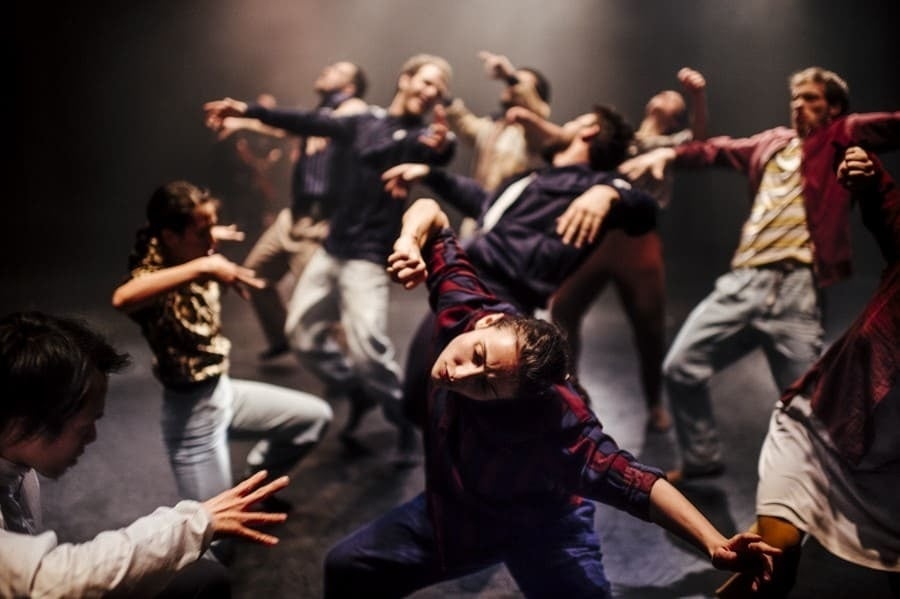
[0,311,130,443]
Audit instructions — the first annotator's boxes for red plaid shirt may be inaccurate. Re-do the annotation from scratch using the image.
[421,228,662,567]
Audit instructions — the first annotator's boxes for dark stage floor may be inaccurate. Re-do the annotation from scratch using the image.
[3,259,895,598]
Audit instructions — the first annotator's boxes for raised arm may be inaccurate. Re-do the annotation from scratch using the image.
[111,254,264,313]
[678,67,708,141]
[386,198,449,290]
[506,105,569,153]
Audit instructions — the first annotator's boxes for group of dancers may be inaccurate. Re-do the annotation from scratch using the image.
[1,51,897,598]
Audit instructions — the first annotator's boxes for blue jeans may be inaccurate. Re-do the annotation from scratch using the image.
[323,493,611,599]
[161,375,332,500]
[663,266,824,470]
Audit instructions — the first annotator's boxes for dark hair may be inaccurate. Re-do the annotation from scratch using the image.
[494,315,571,397]
[520,67,551,104]
[588,104,634,171]
[128,180,217,269]
[0,311,130,443]
[351,63,368,99]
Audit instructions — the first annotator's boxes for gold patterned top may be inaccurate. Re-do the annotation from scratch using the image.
[128,238,230,387]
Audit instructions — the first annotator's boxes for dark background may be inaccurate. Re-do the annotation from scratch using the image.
[8,2,900,597]
[10,0,900,302]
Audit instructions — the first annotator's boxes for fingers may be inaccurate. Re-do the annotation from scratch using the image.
[243,475,291,505]
[432,103,447,126]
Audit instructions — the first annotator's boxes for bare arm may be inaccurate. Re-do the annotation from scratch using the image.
[678,67,708,141]
[111,255,264,313]
[386,199,450,290]
[649,479,781,589]
[506,106,569,152]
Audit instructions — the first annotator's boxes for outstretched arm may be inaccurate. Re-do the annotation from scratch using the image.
[0,472,289,598]
[204,97,250,130]
[386,199,450,290]
[111,254,264,313]
[619,146,677,181]
[506,106,569,152]
[648,479,781,590]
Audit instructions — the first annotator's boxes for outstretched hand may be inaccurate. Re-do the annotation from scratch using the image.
[619,147,674,182]
[201,254,266,300]
[211,224,246,243]
[387,236,427,290]
[711,532,782,591]
[382,163,431,199]
[556,185,618,247]
[203,98,249,131]
[202,470,290,546]
[418,104,451,150]
[478,50,516,81]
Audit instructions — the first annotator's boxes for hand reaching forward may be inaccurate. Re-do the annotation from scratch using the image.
[202,471,290,546]
[203,98,249,131]
[418,104,451,151]
[211,224,246,243]
[711,532,782,591]
[619,147,675,182]
[556,185,619,247]
[478,50,516,81]
[387,236,428,289]
[382,163,431,199]
[201,254,266,299]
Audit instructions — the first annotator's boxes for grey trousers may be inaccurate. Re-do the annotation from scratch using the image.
[663,265,824,470]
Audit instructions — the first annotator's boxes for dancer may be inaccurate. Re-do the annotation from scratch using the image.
[112,180,332,508]
[322,199,780,598]
[549,67,707,433]
[717,147,900,597]
[621,67,900,481]
[207,62,370,361]
[204,55,455,459]
[384,104,656,426]
[0,311,289,598]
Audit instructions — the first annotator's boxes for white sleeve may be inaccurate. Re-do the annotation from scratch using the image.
[1,500,213,599]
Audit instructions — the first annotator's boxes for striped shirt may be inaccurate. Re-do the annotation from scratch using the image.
[731,137,813,268]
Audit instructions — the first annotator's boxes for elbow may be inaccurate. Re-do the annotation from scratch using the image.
[111,288,133,312]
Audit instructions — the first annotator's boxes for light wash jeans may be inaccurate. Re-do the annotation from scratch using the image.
[161,375,332,501]
[284,249,404,420]
[663,265,824,471]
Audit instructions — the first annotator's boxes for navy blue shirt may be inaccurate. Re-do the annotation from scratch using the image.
[423,164,657,310]
[246,105,455,264]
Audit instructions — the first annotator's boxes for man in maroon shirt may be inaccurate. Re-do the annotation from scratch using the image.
[321,199,781,598]
[622,67,900,481]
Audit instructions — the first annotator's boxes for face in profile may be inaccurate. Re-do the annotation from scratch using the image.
[162,202,218,264]
[4,369,107,479]
[430,315,521,401]
[398,63,448,116]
